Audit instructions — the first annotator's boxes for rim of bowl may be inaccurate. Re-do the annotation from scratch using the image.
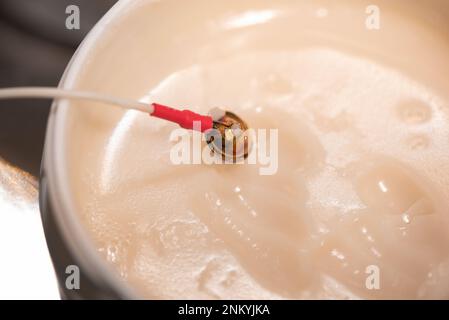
[44,0,145,299]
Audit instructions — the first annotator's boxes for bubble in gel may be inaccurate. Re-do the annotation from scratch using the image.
[406,134,430,150]
[396,99,432,124]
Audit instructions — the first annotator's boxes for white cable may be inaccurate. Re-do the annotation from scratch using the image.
[0,87,153,113]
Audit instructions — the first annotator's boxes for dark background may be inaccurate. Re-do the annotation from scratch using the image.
[0,0,116,176]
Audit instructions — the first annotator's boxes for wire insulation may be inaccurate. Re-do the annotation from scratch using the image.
[0,87,152,113]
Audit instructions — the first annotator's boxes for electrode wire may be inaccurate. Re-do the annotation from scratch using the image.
[0,87,153,113]
[0,87,250,159]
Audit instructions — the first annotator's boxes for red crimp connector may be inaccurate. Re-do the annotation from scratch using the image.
[150,103,213,132]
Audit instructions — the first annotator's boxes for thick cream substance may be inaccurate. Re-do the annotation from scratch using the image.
[66,2,449,299]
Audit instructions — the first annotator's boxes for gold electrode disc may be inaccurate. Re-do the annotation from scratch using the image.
[206,109,251,162]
